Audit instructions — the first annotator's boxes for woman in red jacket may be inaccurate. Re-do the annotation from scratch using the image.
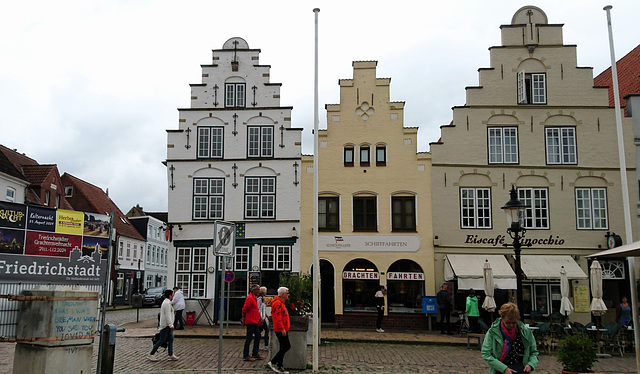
[267,286,291,374]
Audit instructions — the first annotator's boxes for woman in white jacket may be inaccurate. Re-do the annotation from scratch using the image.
[257,286,269,350]
[148,289,179,361]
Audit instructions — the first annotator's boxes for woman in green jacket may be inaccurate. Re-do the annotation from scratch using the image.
[481,303,538,374]
[466,289,480,333]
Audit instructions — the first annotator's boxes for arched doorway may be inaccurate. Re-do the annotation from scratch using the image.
[320,259,335,323]
[386,259,425,314]
[342,259,379,313]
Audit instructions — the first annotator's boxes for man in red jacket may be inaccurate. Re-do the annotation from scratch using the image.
[267,286,291,374]
[241,284,264,361]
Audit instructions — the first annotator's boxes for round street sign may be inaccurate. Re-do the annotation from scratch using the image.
[224,271,235,283]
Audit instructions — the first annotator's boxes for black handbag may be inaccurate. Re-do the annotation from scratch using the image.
[152,332,168,348]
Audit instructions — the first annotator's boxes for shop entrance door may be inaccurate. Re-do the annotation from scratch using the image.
[320,259,335,323]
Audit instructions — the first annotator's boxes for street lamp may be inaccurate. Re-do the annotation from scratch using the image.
[501,186,531,318]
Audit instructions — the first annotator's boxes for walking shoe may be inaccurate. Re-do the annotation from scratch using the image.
[267,361,280,373]
[260,346,269,351]
[147,354,158,361]
[376,328,384,333]
[252,354,265,360]
[278,367,289,374]
[243,356,255,361]
[168,355,179,361]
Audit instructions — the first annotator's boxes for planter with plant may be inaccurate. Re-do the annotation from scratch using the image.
[557,334,598,373]
[278,271,312,331]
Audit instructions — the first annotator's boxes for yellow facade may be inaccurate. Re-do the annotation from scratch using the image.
[301,61,434,326]
[430,6,637,323]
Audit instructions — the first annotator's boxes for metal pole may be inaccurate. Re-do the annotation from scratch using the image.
[312,7,321,373]
[96,212,115,374]
[225,258,230,334]
[604,5,640,370]
[218,258,224,374]
[513,236,523,320]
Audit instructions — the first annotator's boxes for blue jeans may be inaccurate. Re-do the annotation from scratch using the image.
[243,323,260,358]
[150,326,174,356]
[260,320,270,347]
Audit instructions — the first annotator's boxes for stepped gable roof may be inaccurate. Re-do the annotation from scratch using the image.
[62,173,144,241]
[594,44,640,109]
[0,150,27,181]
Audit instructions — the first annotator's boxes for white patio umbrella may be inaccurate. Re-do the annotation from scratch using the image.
[559,266,574,317]
[589,260,607,316]
[482,260,496,313]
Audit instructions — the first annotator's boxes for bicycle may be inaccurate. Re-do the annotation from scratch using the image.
[454,311,470,336]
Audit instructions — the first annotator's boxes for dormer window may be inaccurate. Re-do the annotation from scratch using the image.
[517,71,546,104]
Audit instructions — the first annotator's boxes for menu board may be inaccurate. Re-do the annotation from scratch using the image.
[573,285,590,313]
[0,201,110,285]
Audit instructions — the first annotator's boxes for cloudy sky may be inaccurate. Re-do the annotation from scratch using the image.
[1,0,637,213]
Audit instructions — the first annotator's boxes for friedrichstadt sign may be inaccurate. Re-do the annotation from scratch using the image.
[463,234,566,247]
[0,202,110,285]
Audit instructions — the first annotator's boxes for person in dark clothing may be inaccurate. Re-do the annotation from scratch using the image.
[375,285,387,333]
[436,283,453,335]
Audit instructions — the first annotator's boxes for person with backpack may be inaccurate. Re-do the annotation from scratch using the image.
[148,289,179,361]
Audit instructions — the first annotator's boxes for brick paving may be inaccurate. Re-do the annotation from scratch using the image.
[0,311,636,373]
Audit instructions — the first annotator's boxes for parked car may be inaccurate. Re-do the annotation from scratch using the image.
[142,286,167,307]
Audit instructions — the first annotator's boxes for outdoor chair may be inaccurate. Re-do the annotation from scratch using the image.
[570,321,587,336]
[533,322,551,354]
[601,322,623,356]
[479,320,489,333]
[549,323,569,351]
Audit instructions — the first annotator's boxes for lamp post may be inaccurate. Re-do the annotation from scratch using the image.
[501,186,531,318]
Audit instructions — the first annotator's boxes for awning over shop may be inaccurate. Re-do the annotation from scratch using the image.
[521,255,588,279]
[444,254,517,290]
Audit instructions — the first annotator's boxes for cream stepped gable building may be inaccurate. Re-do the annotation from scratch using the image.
[430,6,637,324]
[301,61,434,329]
[166,37,302,323]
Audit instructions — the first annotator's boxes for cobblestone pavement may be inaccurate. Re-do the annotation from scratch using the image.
[0,308,636,374]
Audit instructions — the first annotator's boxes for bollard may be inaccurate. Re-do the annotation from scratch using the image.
[99,324,125,374]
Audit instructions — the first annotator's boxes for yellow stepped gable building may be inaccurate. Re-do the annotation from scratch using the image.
[430,6,637,325]
[301,61,435,329]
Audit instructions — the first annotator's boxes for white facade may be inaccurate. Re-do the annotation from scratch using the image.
[129,215,169,289]
[166,37,301,322]
[0,174,27,204]
[115,235,147,301]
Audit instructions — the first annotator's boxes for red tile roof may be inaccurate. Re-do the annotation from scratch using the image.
[594,44,640,110]
[61,173,144,241]
[21,164,56,185]
[0,144,38,171]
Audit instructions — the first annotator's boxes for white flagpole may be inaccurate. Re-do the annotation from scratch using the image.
[604,5,640,371]
[312,7,320,373]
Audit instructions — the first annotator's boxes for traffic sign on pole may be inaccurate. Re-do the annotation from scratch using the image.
[213,221,235,257]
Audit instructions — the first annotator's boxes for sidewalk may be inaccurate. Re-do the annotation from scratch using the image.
[118,317,473,346]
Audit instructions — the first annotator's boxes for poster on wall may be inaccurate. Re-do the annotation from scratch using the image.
[0,201,110,285]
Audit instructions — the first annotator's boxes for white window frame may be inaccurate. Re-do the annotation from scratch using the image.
[518,188,549,229]
[261,246,276,270]
[576,188,608,230]
[176,247,207,298]
[517,70,547,104]
[225,83,245,107]
[248,126,274,158]
[197,127,224,159]
[235,246,249,271]
[488,127,519,164]
[244,177,276,219]
[546,127,576,165]
[177,248,191,271]
[460,188,492,229]
[276,246,291,271]
[6,187,15,202]
[193,178,224,220]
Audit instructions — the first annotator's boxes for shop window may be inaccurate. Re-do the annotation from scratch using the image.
[342,259,379,313]
[387,260,424,314]
[176,247,207,298]
[391,195,416,232]
[319,196,339,231]
[353,196,377,231]
[116,273,124,297]
[518,188,549,229]
[575,187,608,229]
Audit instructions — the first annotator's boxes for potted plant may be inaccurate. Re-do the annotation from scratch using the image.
[557,334,598,373]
